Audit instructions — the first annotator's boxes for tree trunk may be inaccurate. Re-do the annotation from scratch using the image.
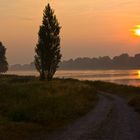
[47,68,53,81]
[40,71,45,80]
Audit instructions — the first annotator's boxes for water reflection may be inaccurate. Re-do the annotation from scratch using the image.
[138,70,140,79]
[7,70,140,87]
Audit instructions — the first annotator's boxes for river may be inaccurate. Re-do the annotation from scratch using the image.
[7,70,140,86]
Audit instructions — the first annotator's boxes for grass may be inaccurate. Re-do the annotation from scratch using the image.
[0,75,98,140]
[1,75,140,139]
[93,81,140,113]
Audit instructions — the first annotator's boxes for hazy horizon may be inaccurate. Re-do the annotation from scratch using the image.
[1,0,140,64]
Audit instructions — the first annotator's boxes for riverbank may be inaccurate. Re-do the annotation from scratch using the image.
[7,69,140,87]
[0,75,140,139]
[0,75,98,140]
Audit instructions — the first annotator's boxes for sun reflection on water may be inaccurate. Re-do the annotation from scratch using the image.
[138,70,140,79]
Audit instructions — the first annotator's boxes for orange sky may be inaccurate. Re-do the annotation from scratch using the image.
[1,0,140,64]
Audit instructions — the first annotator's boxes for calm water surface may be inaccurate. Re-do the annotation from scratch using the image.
[7,70,140,87]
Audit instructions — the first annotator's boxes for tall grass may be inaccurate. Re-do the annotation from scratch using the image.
[0,75,98,139]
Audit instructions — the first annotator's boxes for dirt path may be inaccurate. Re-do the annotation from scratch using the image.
[39,92,140,140]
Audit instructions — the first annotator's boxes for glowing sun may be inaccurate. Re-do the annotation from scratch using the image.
[132,25,140,36]
[135,29,140,36]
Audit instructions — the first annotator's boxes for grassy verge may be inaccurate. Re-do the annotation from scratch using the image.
[93,81,140,113]
[0,75,98,140]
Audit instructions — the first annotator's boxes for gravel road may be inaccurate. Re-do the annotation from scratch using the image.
[38,92,140,140]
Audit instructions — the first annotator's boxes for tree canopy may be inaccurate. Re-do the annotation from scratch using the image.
[0,42,8,73]
[35,3,61,80]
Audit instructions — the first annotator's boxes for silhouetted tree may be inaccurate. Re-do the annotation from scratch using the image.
[0,42,8,73]
[35,3,61,80]
[59,53,140,70]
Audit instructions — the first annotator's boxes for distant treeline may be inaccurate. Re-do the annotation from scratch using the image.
[10,62,35,71]
[10,53,140,71]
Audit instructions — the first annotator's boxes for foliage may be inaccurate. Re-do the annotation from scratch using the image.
[0,42,8,73]
[60,53,140,70]
[35,4,61,80]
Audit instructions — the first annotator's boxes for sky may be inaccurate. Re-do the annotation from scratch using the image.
[1,0,140,64]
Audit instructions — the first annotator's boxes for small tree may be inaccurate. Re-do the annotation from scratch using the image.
[35,3,61,80]
[0,42,8,73]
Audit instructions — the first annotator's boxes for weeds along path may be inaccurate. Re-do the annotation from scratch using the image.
[40,92,140,140]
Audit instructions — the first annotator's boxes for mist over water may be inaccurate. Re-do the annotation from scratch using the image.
[7,70,140,87]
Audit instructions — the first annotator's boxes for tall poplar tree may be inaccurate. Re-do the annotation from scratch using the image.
[35,3,61,80]
[0,42,8,73]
